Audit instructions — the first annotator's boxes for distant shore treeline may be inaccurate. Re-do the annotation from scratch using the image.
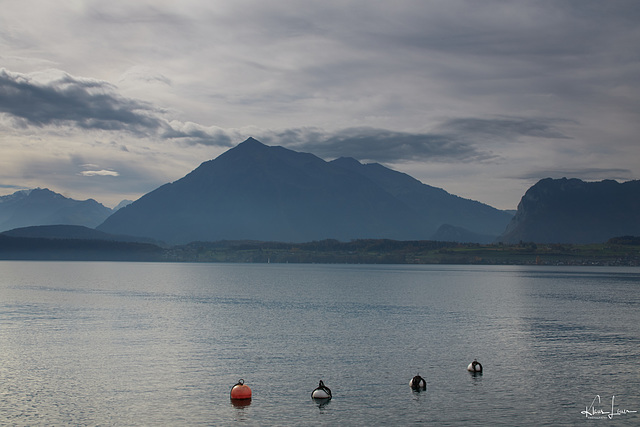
[0,235,163,261]
[1,235,639,266]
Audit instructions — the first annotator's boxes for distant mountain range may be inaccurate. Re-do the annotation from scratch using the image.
[2,140,639,247]
[97,138,513,244]
[0,188,115,232]
[497,177,640,244]
[2,224,160,245]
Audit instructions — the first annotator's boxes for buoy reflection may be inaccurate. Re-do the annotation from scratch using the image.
[231,398,252,408]
[313,397,331,408]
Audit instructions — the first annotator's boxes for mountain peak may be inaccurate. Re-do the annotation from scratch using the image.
[223,137,270,158]
[239,137,266,147]
[29,188,64,200]
[331,157,362,168]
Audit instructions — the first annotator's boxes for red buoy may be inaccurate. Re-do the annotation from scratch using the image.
[230,379,252,400]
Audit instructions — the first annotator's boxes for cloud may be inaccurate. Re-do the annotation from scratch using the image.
[257,116,572,164]
[0,68,162,133]
[118,66,172,87]
[273,127,494,163]
[4,151,189,207]
[5,67,563,166]
[437,117,573,141]
[514,168,634,182]
[1,65,568,166]
[0,68,234,147]
[79,170,120,177]
[0,184,30,191]
[163,121,235,147]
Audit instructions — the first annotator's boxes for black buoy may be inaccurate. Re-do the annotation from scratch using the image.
[467,359,483,373]
[311,380,332,399]
[409,374,427,391]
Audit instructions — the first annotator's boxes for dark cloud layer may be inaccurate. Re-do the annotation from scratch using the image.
[0,69,162,133]
[514,168,633,182]
[0,69,233,147]
[438,117,573,141]
[260,116,572,164]
[0,184,29,191]
[263,127,491,163]
[1,69,572,166]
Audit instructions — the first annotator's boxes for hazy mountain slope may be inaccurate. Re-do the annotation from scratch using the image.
[0,188,113,232]
[330,157,513,236]
[98,138,517,244]
[98,138,432,243]
[2,224,160,244]
[497,178,640,243]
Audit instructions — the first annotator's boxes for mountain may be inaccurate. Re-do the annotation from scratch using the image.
[98,138,512,244]
[114,199,134,211]
[2,224,161,245]
[329,157,512,237]
[497,178,640,244]
[0,188,114,232]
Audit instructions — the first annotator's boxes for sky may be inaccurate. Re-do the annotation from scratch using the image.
[1,0,639,210]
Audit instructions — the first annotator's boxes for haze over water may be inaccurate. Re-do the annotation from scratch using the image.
[1,262,639,425]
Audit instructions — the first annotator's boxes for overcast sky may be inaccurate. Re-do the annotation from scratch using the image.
[1,0,639,209]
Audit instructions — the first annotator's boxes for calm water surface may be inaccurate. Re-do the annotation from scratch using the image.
[1,262,639,425]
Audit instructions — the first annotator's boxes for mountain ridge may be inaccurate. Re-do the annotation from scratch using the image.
[497,177,640,243]
[98,138,512,244]
[0,188,114,232]
[329,156,512,235]
[2,224,162,245]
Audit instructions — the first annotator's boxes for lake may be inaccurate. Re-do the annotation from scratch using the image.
[1,262,639,425]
